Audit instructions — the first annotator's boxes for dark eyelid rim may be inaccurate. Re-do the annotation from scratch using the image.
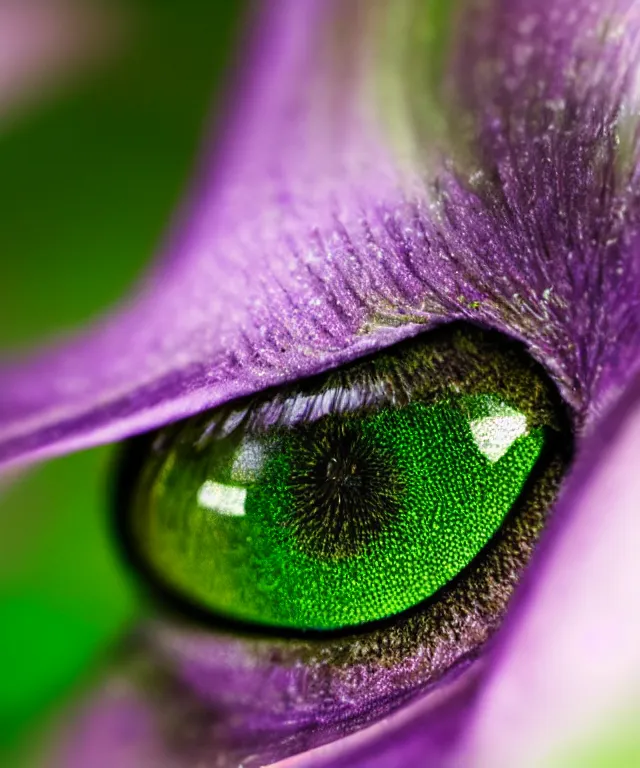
[111,324,574,641]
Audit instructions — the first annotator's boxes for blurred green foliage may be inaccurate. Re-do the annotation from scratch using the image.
[0,0,242,758]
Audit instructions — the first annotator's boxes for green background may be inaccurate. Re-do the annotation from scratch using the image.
[0,0,242,760]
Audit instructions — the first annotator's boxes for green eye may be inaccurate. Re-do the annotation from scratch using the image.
[119,325,569,632]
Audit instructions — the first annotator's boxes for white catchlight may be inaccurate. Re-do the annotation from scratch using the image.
[469,406,528,463]
[197,480,247,517]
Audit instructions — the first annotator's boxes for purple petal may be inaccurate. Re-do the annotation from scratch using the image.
[3,0,640,472]
[0,0,431,469]
[52,676,160,768]
[458,374,640,763]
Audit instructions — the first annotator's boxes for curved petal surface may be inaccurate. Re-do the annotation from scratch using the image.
[3,0,640,470]
[460,372,640,765]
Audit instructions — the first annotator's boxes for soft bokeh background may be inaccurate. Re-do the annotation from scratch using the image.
[0,1,243,762]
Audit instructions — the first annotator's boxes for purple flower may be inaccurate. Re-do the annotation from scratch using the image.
[2,0,640,765]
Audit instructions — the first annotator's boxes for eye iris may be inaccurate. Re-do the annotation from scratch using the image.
[232,399,542,630]
[123,327,566,632]
[286,417,403,559]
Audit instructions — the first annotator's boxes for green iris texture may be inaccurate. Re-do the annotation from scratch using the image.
[126,325,563,631]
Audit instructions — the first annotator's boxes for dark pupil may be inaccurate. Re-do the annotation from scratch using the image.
[287,419,403,559]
